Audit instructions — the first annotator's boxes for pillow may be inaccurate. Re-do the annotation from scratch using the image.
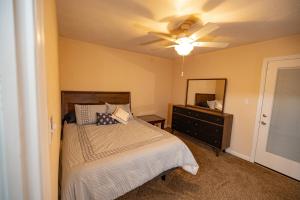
[75,104,107,125]
[207,100,216,110]
[111,107,130,124]
[198,101,209,108]
[62,111,76,124]
[106,103,133,119]
[96,113,119,125]
[215,100,223,111]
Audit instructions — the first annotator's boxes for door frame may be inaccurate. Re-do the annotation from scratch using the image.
[0,0,51,199]
[250,54,300,163]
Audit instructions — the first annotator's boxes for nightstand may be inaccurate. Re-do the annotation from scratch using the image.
[137,114,165,129]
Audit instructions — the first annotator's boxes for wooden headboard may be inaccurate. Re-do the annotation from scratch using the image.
[195,93,215,106]
[61,91,131,119]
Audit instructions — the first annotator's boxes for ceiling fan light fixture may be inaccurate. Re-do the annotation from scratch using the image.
[174,37,194,56]
[175,44,193,56]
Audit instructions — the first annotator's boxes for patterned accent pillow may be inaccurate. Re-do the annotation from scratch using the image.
[96,113,119,126]
[75,104,107,125]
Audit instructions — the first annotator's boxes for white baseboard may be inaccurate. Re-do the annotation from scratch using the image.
[225,148,250,162]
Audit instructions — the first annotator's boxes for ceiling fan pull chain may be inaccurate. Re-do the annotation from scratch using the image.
[181,56,184,77]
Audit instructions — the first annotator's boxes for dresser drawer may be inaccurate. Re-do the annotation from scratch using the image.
[192,131,222,148]
[191,120,223,148]
[191,111,224,125]
[173,106,224,125]
[173,106,193,116]
[173,106,202,118]
[172,113,193,135]
[205,125,223,148]
[207,115,224,125]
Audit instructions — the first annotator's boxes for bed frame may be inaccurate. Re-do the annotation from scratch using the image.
[61,90,131,119]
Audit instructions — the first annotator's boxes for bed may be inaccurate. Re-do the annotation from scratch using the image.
[60,91,199,200]
[195,93,216,107]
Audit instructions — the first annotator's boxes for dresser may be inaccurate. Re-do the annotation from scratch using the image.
[172,105,233,156]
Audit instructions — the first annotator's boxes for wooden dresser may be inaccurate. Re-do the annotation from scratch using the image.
[172,105,233,156]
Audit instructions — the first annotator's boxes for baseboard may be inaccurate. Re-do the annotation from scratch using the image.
[225,148,250,162]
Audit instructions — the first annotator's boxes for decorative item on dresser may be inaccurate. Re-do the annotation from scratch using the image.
[172,105,233,156]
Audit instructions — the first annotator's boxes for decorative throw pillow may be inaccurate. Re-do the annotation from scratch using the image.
[96,113,119,125]
[75,104,107,125]
[106,103,133,119]
[111,107,130,124]
[207,100,216,110]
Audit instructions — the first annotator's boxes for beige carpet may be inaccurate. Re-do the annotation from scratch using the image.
[118,131,300,200]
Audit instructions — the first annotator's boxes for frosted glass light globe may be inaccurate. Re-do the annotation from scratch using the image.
[174,37,194,56]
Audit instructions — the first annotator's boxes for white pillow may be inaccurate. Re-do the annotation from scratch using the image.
[75,104,107,125]
[111,107,130,124]
[106,103,133,119]
[207,100,216,110]
[215,100,223,111]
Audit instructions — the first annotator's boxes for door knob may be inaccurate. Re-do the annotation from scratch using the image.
[261,121,267,125]
[262,114,267,117]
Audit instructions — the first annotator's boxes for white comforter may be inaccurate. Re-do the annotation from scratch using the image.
[61,119,198,200]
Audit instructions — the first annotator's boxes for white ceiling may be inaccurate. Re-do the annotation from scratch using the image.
[57,0,300,59]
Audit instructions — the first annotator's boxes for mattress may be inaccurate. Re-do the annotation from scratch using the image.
[61,118,199,200]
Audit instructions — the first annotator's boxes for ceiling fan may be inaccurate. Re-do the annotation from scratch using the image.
[140,14,229,56]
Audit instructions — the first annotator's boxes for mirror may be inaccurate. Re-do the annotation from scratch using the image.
[185,79,227,112]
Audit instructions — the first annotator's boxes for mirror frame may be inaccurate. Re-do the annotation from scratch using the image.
[185,78,227,113]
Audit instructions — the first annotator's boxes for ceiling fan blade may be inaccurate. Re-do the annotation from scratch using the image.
[190,23,219,41]
[134,23,154,32]
[202,0,225,12]
[193,41,229,48]
[160,14,178,22]
[140,39,176,47]
[187,22,202,34]
[149,32,177,42]
[133,20,168,33]
[164,45,176,48]
[140,39,165,46]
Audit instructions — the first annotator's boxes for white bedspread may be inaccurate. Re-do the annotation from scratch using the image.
[61,119,198,200]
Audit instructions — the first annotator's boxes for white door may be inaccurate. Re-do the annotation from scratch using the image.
[255,58,300,180]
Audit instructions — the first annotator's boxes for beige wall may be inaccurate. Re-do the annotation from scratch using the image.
[215,80,225,102]
[59,37,173,120]
[172,34,300,158]
[44,0,61,199]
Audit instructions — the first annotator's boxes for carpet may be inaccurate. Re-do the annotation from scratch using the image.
[118,131,300,200]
